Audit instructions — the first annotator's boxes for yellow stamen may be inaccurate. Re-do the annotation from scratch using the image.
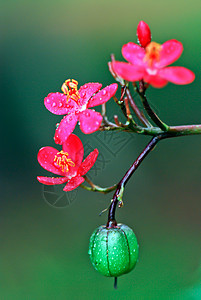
[54,150,75,172]
[144,42,162,67]
[61,79,80,104]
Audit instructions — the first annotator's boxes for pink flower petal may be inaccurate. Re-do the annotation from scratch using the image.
[54,113,78,145]
[159,67,195,85]
[122,42,145,66]
[112,62,144,82]
[87,83,118,108]
[79,109,102,134]
[78,83,102,107]
[37,176,68,185]
[143,73,168,88]
[156,40,183,68]
[78,149,99,176]
[62,134,84,168]
[44,92,78,115]
[37,147,64,175]
[63,176,85,191]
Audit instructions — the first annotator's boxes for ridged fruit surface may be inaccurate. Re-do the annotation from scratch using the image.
[88,224,139,277]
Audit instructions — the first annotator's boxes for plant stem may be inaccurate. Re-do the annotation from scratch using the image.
[114,277,118,289]
[107,135,163,226]
[168,125,201,136]
[126,87,151,127]
[112,95,139,132]
[143,124,201,137]
[101,103,119,128]
[99,122,201,137]
[80,175,117,194]
[106,120,201,226]
[138,80,169,131]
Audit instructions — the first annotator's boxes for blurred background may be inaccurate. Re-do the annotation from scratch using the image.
[1,0,201,299]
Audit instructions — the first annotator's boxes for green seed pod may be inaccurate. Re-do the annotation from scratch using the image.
[88,223,139,277]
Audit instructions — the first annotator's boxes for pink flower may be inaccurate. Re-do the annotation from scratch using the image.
[137,21,151,48]
[37,134,99,191]
[112,40,195,88]
[44,79,118,144]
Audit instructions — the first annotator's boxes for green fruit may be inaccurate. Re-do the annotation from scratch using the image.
[88,223,139,277]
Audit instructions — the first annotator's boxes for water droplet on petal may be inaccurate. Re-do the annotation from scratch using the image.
[102,90,107,95]
[52,102,56,107]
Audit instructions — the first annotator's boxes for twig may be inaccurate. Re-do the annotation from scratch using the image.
[80,175,117,194]
[125,87,151,127]
[137,80,169,131]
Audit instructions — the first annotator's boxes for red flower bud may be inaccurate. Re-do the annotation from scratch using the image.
[137,21,151,48]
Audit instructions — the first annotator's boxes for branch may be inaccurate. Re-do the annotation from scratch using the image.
[142,124,201,137]
[101,103,119,128]
[80,175,117,194]
[137,80,169,131]
[126,87,151,127]
[107,135,163,226]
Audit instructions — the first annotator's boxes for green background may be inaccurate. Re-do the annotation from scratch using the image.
[1,0,201,299]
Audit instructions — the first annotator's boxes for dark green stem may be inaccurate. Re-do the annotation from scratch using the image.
[107,135,163,225]
[138,80,169,131]
[80,176,117,194]
[99,123,201,137]
[114,277,118,289]
[106,122,201,225]
[126,87,151,127]
[143,124,201,137]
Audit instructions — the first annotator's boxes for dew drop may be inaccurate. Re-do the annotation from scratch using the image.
[102,90,107,95]
[59,102,63,107]
[52,102,56,107]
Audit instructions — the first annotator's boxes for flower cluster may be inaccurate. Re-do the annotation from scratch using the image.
[36,21,199,288]
[37,79,118,191]
[111,21,195,88]
[37,21,195,192]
